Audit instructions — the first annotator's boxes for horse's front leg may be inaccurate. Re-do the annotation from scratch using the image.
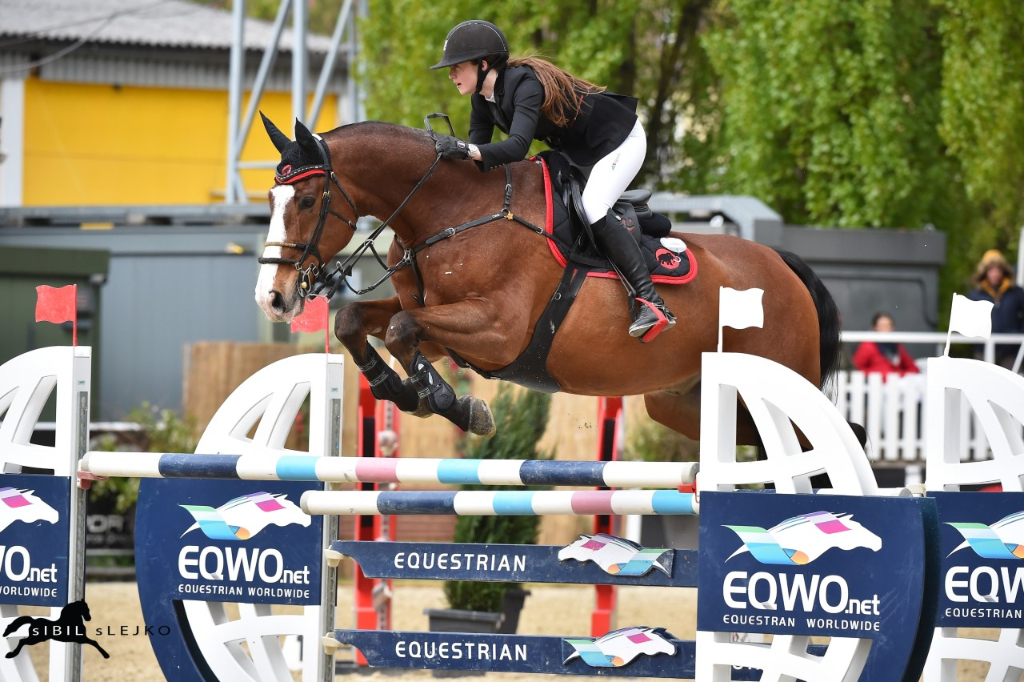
[5,640,25,659]
[384,302,526,438]
[335,297,423,414]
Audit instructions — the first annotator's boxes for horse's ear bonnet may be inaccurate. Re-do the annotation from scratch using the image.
[260,112,326,185]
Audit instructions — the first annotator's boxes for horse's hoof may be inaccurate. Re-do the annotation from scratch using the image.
[466,397,495,437]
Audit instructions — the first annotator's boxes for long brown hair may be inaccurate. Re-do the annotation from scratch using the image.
[506,56,606,127]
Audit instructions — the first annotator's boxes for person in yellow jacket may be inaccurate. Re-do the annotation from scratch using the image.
[968,249,1024,369]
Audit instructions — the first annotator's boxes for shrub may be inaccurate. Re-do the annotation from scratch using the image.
[443,385,552,612]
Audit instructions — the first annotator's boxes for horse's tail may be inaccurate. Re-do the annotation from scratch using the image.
[774,249,840,392]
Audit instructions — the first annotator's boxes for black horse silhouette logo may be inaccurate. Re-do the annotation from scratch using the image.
[3,600,109,659]
[655,248,682,270]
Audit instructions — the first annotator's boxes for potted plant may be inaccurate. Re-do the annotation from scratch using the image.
[425,384,551,636]
[88,403,198,575]
[625,417,700,549]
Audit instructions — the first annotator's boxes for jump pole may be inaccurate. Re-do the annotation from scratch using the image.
[78,453,698,488]
[299,489,699,517]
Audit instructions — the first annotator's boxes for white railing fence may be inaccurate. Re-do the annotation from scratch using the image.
[836,332,1024,464]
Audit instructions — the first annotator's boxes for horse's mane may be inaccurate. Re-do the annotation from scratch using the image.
[320,120,436,148]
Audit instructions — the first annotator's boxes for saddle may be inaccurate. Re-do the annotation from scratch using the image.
[537,151,694,283]
[551,154,672,242]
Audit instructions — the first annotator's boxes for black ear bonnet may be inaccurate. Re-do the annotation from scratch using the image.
[261,112,327,184]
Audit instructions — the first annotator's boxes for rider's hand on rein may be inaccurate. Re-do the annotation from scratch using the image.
[435,135,471,160]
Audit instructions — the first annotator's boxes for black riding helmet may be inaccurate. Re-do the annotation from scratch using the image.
[430,20,509,93]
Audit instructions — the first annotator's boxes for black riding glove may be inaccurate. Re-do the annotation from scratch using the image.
[435,135,471,160]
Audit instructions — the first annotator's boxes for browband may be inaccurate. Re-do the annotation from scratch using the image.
[275,164,327,185]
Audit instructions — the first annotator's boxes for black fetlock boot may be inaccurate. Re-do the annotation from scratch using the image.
[590,209,676,342]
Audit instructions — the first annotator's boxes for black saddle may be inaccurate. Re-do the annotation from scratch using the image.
[538,151,673,248]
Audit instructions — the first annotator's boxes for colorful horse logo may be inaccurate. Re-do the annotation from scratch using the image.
[564,626,676,667]
[181,492,309,541]
[725,510,882,565]
[3,600,109,659]
[0,487,59,534]
[558,534,672,577]
[947,511,1024,560]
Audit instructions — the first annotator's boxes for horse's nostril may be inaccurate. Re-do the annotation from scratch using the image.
[270,290,285,312]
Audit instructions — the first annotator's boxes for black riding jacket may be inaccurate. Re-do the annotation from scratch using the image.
[468,65,638,171]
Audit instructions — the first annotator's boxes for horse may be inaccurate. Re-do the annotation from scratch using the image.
[254,115,842,448]
[3,600,110,659]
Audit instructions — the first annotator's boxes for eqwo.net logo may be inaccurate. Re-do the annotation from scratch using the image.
[725,510,882,565]
[946,511,1024,560]
[180,492,309,541]
[0,487,59,532]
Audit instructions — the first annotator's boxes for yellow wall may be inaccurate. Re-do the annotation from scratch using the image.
[22,77,339,205]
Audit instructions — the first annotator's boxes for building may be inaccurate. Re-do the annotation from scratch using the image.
[0,0,348,206]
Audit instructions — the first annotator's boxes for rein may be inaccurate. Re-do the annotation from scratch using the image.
[299,157,545,304]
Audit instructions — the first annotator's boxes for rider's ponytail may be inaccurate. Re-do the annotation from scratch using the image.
[507,56,606,128]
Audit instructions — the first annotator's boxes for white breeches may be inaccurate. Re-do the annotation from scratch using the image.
[580,119,647,225]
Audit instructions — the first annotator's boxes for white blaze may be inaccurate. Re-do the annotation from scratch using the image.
[255,184,296,316]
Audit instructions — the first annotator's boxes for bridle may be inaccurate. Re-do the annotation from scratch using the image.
[258,131,444,300]
[257,135,360,295]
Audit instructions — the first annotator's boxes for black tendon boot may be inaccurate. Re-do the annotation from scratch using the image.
[590,209,676,342]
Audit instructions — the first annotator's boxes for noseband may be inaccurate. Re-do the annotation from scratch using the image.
[257,135,360,296]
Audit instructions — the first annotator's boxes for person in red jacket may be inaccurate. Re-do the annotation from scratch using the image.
[852,312,920,376]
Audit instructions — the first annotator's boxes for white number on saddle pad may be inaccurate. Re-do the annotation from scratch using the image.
[661,237,687,253]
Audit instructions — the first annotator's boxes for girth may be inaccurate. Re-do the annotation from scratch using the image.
[448,243,598,394]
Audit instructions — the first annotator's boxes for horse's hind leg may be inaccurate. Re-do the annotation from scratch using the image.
[83,638,110,659]
[644,385,763,446]
[335,297,423,414]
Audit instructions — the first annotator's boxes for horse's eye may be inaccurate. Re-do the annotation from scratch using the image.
[299,196,317,210]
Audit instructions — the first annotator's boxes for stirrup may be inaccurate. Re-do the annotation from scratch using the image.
[629,299,676,343]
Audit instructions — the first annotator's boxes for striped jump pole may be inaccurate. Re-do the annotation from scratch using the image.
[299,489,698,517]
[79,452,698,489]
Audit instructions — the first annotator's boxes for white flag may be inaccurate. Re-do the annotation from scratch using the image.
[719,287,764,331]
[949,293,993,339]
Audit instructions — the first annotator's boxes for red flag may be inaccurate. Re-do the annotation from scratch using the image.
[290,297,331,353]
[35,285,77,324]
[35,284,78,346]
[290,297,329,333]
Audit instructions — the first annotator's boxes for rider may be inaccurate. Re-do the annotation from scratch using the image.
[429,20,675,341]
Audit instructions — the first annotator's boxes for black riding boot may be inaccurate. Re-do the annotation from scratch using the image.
[590,209,676,341]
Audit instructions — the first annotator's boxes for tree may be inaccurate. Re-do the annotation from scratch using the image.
[702,0,959,230]
[631,1,721,190]
[329,0,1024,311]
[356,1,724,189]
[359,2,633,147]
[934,0,1024,258]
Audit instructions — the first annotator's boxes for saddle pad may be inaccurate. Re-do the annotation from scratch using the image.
[538,158,697,285]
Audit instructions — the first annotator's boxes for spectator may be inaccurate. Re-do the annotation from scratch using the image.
[853,312,920,376]
[968,249,1024,369]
